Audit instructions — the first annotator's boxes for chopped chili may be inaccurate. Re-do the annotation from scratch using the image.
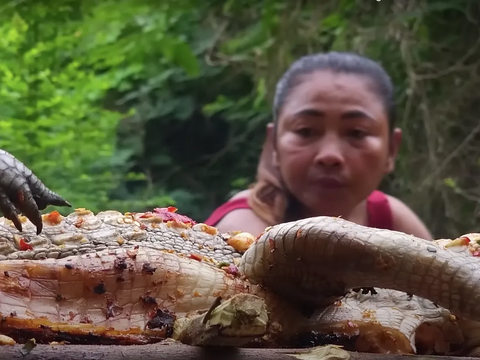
[189,253,203,261]
[153,207,196,225]
[19,239,33,251]
[445,236,471,248]
[45,210,62,225]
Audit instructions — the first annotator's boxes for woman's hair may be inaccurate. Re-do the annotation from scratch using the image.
[248,51,397,225]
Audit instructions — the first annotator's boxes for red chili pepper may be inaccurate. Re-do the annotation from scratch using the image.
[189,254,203,261]
[462,236,471,244]
[153,207,196,225]
[139,213,153,218]
[19,239,33,251]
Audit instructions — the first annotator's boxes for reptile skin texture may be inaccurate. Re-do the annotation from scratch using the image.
[0,210,477,354]
[240,216,480,322]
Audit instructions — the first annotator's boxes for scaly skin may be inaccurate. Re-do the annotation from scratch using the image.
[240,217,480,322]
[0,209,479,354]
[0,150,71,234]
[0,247,271,344]
[305,288,461,354]
[0,209,240,264]
[0,242,461,353]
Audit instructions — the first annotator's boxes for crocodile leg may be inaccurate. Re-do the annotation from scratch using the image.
[0,150,71,235]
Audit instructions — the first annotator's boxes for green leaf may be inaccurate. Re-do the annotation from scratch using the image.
[173,41,201,77]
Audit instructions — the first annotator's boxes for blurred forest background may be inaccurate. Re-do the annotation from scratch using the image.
[0,0,479,238]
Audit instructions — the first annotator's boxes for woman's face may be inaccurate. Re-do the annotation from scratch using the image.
[273,70,401,217]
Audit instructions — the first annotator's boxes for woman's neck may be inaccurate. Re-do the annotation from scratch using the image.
[298,200,369,226]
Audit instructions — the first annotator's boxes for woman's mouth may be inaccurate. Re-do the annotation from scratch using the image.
[311,177,347,189]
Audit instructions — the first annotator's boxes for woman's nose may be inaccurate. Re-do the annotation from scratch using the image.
[312,137,344,167]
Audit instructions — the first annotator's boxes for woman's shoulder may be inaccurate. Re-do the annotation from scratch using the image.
[383,193,433,240]
[204,190,270,236]
[230,189,251,200]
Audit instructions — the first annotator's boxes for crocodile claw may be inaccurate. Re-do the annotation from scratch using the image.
[0,150,71,235]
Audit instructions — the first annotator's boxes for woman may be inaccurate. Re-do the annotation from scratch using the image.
[204,51,432,240]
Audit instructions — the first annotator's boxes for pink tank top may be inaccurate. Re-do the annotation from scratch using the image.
[203,190,393,230]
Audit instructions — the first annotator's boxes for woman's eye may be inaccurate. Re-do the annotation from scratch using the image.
[295,128,313,137]
[349,129,367,139]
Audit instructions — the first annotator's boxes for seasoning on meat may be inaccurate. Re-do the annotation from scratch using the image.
[43,210,63,225]
[114,256,128,270]
[18,239,33,251]
[142,263,157,275]
[189,253,203,261]
[152,207,196,225]
[226,232,255,253]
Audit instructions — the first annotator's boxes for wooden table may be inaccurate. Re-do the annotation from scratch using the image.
[2,342,478,360]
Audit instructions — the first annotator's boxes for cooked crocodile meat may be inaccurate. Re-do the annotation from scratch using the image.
[0,245,463,354]
[0,208,240,264]
[0,246,264,345]
[1,209,480,355]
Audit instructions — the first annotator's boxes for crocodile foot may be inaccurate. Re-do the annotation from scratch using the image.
[0,150,71,235]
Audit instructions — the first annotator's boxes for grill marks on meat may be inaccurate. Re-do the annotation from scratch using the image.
[0,316,172,345]
[0,247,259,344]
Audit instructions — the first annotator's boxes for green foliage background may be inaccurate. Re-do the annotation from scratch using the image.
[0,0,479,238]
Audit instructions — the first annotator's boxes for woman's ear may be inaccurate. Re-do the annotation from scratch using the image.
[266,122,274,140]
[256,122,280,178]
[385,128,402,173]
[265,123,279,167]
